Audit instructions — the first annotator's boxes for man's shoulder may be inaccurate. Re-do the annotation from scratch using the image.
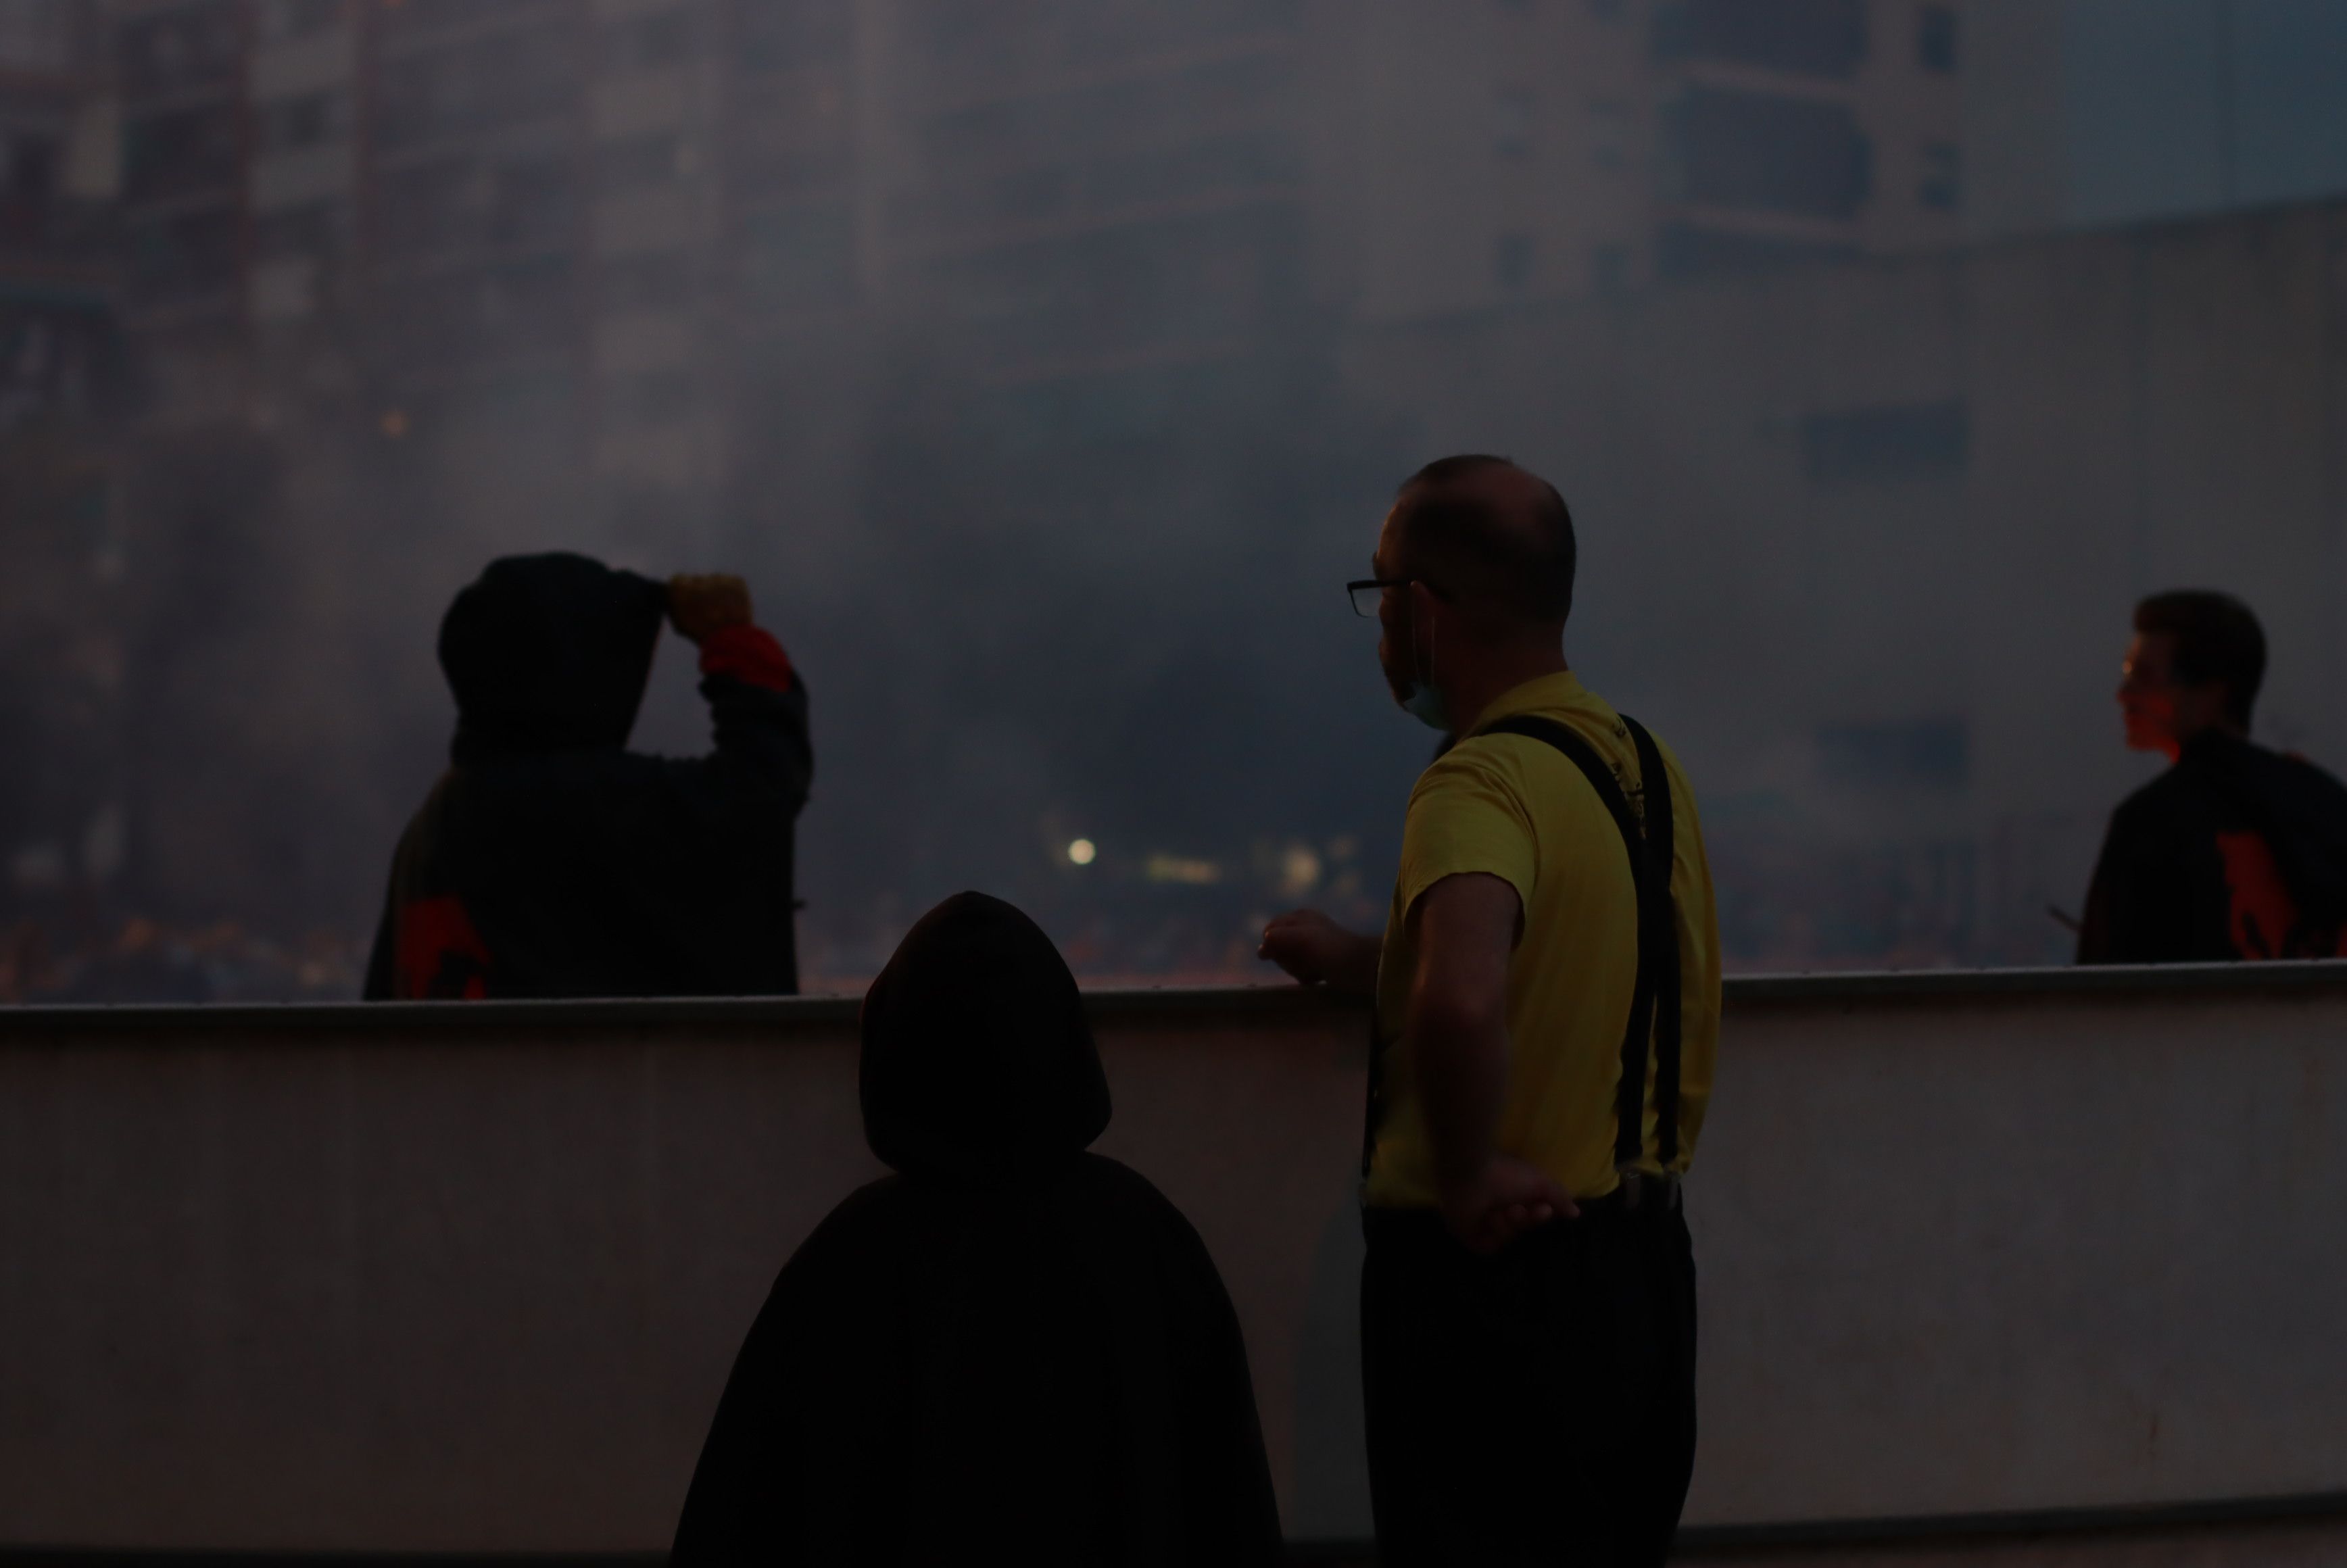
[1413,729,1525,792]
[2251,743,2347,806]
[1419,723,1601,809]
[2110,760,2201,825]
[2094,765,2231,884]
[1415,719,1638,855]
[1405,744,1530,849]
[1478,685,1675,793]
[1458,681,1628,765]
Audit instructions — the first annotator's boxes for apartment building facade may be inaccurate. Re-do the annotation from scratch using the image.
[96,0,1986,503]
[1345,0,1967,320]
[0,0,128,954]
[104,1,850,517]
[64,0,2120,974]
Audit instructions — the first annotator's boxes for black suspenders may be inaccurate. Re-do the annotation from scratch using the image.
[1363,714,1684,1179]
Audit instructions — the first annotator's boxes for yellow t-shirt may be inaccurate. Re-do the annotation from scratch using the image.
[1363,670,1721,1208]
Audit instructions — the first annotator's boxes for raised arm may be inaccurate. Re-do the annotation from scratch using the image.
[667,573,813,804]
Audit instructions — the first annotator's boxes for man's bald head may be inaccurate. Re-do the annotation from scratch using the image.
[1390,455,1576,629]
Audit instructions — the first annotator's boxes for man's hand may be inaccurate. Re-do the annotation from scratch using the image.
[1441,1154,1578,1254]
[1258,909,1380,995]
[667,573,754,644]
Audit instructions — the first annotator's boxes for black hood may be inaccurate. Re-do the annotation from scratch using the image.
[439,553,667,764]
[860,892,1111,1183]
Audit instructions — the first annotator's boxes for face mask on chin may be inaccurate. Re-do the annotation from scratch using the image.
[1393,591,1452,733]
[1400,679,1450,732]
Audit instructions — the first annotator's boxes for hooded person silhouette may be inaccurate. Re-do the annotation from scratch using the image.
[363,553,811,999]
[670,892,1283,1566]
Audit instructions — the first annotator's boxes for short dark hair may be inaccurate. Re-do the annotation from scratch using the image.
[2135,589,2267,727]
[1393,454,1576,625]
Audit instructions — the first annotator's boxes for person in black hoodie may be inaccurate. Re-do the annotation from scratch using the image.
[669,891,1283,1566]
[2079,590,2347,963]
[364,553,811,999]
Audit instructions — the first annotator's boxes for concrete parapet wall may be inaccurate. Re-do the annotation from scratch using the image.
[2,964,2345,1550]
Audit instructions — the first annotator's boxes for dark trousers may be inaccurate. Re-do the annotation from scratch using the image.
[1361,1200,1697,1567]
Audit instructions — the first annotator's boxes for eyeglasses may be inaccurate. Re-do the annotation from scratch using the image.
[1346,577,1447,617]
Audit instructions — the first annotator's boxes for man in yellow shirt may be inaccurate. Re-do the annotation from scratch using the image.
[1261,456,1720,1565]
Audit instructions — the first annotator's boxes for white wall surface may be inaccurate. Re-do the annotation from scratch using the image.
[2,966,2344,1549]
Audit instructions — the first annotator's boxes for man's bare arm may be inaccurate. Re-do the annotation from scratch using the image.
[1258,908,1380,996]
[1409,873,1576,1251]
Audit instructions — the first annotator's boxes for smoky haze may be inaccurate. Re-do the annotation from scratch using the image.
[5,0,2347,1000]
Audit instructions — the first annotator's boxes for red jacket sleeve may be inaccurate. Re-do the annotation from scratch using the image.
[698,624,795,693]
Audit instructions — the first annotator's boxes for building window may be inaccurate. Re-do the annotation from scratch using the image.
[1652,0,1868,81]
[600,250,694,311]
[258,91,345,155]
[0,0,71,73]
[119,3,243,97]
[1494,87,1534,159]
[258,0,343,45]
[1918,141,1960,211]
[1664,87,1871,219]
[378,0,491,40]
[487,159,576,250]
[383,156,579,259]
[599,134,692,191]
[394,258,579,364]
[737,1,854,71]
[617,368,697,427]
[256,199,344,260]
[124,104,241,203]
[3,132,56,203]
[478,258,577,345]
[130,210,241,301]
[1590,100,1631,170]
[1655,223,1856,278]
[377,158,468,257]
[378,32,583,149]
[1495,231,1536,291]
[1801,400,1968,485]
[1657,224,1858,278]
[604,8,693,74]
[1917,4,1958,73]
[741,200,855,313]
[1591,243,1630,292]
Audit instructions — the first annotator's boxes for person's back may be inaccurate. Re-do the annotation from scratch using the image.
[670,892,1282,1565]
[1364,677,1718,1210]
[2080,591,2347,964]
[363,554,812,999]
